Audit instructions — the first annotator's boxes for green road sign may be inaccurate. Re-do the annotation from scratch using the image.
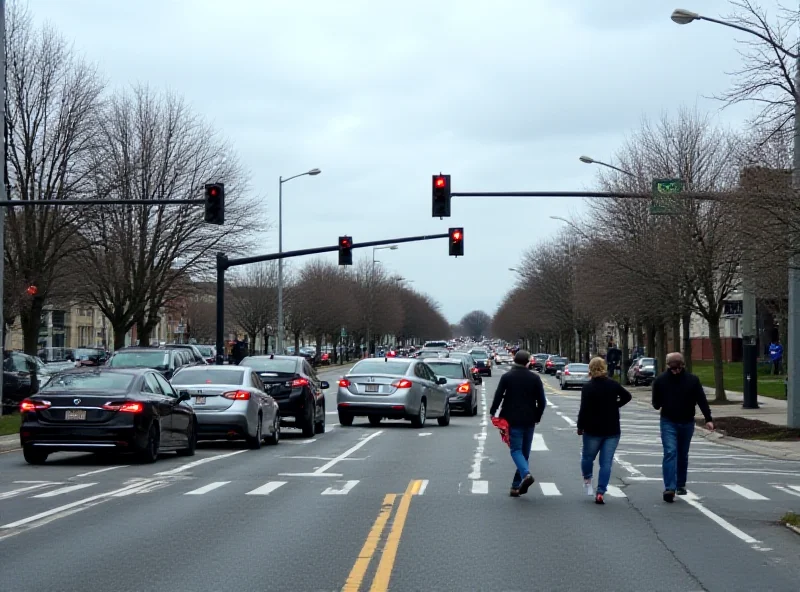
[650,178,683,215]
[340,327,347,337]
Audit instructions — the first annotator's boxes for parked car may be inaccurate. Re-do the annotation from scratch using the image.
[164,343,208,365]
[193,344,217,365]
[106,347,194,380]
[240,355,328,437]
[628,357,657,386]
[560,363,591,390]
[18,367,196,465]
[337,358,450,428]
[170,365,279,448]
[2,351,53,413]
[425,358,479,416]
[74,348,108,367]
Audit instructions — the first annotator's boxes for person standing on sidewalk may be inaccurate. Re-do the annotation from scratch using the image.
[489,349,547,497]
[577,357,632,505]
[769,339,783,375]
[652,352,714,503]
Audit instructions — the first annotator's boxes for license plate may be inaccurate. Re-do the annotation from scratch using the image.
[65,409,86,420]
[194,396,206,405]
[365,384,379,393]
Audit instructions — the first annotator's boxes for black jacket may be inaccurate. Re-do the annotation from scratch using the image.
[577,377,632,437]
[652,369,713,424]
[489,365,546,427]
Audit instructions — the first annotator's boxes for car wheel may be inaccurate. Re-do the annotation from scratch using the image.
[368,414,382,426]
[338,410,354,426]
[301,399,315,438]
[23,446,48,465]
[437,402,451,426]
[176,419,197,457]
[247,415,263,449]
[411,400,427,428]
[471,399,479,416]
[137,423,160,464]
[487,371,492,377]
[265,415,280,445]
[560,381,567,390]
[315,401,326,434]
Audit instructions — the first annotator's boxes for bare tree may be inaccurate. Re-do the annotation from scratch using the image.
[459,310,491,338]
[228,262,277,354]
[4,4,105,353]
[80,86,262,348]
[398,288,450,344]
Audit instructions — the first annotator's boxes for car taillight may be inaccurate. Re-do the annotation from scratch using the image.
[456,382,470,394]
[223,390,251,400]
[20,399,50,412]
[102,401,144,413]
[290,378,309,388]
[564,370,570,375]
[392,379,413,389]
[471,367,479,373]
[546,361,553,366]
[338,378,351,387]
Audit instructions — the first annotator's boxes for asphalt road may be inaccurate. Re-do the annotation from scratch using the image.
[1,363,799,591]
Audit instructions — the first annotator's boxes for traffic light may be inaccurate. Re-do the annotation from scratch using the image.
[204,183,225,225]
[449,227,464,257]
[338,236,353,265]
[432,174,451,218]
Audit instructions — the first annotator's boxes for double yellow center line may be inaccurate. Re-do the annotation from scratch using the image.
[342,479,424,592]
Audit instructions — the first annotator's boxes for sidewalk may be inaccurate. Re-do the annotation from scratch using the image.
[626,384,800,461]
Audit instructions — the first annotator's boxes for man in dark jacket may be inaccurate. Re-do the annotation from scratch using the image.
[490,350,547,497]
[652,352,714,503]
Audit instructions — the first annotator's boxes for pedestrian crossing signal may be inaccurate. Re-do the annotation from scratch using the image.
[449,227,464,257]
[338,236,353,265]
[432,174,451,218]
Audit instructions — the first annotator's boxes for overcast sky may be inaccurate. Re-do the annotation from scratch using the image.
[34,0,768,324]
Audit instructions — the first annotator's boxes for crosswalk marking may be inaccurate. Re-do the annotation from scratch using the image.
[32,483,96,498]
[539,482,561,496]
[789,485,800,494]
[723,484,769,500]
[246,481,287,496]
[605,485,626,498]
[185,482,231,495]
[471,480,489,494]
[532,433,548,451]
[322,480,359,495]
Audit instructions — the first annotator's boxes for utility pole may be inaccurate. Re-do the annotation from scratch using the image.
[0,0,7,418]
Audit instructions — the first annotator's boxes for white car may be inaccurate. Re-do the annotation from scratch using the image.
[495,352,513,365]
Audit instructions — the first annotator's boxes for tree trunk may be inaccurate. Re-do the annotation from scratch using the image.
[682,312,693,374]
[656,323,667,374]
[293,331,300,354]
[621,324,630,385]
[248,332,257,355]
[646,323,656,358]
[112,321,129,350]
[20,297,45,355]
[671,316,681,354]
[708,316,727,402]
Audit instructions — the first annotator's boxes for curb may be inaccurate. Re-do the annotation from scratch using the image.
[0,434,19,453]
[694,426,800,461]
[785,523,800,536]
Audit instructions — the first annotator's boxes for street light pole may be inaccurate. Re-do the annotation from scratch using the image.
[671,7,798,422]
[579,155,636,177]
[275,168,321,355]
[0,0,6,418]
[366,245,398,357]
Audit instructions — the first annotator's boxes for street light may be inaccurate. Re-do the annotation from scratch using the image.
[366,245,399,357]
[276,168,321,354]
[671,8,800,422]
[579,155,636,178]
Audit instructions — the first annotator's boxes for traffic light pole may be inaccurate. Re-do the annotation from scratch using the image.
[449,190,720,200]
[214,232,449,364]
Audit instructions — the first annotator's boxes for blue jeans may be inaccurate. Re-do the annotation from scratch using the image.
[580,434,620,494]
[660,418,694,491]
[509,426,535,488]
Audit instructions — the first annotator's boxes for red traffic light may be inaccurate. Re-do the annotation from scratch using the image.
[209,186,219,197]
[452,230,462,241]
[434,176,446,189]
[340,238,351,247]
[26,285,38,296]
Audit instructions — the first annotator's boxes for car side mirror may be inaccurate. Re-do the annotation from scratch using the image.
[437,376,447,385]
[177,390,190,402]
[320,380,330,390]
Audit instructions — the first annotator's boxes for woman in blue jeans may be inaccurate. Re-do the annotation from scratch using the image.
[577,357,632,504]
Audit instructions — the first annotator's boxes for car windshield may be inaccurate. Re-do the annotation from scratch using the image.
[553,357,567,364]
[172,368,244,385]
[535,354,549,360]
[350,360,411,376]
[194,345,214,356]
[426,363,465,379]
[418,351,445,358]
[109,351,169,370]
[471,351,488,359]
[241,358,297,374]
[568,364,589,371]
[75,348,103,359]
[42,372,134,391]
[640,358,655,366]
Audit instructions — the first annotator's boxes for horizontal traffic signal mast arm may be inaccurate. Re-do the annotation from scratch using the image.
[449,190,721,200]
[0,198,205,206]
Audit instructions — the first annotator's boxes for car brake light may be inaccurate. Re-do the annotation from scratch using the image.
[338,378,351,387]
[546,361,553,366]
[290,378,309,388]
[392,379,413,389]
[223,390,251,400]
[102,401,144,413]
[456,382,470,394]
[471,367,479,373]
[19,399,50,412]
[564,370,570,375]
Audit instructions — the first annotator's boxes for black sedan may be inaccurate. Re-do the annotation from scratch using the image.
[18,367,196,465]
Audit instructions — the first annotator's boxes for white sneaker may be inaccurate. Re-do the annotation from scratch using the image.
[583,479,593,496]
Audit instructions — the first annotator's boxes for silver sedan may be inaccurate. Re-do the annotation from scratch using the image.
[559,363,591,390]
[337,358,450,428]
[170,365,280,448]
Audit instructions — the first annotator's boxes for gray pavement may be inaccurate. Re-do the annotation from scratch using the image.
[0,364,798,591]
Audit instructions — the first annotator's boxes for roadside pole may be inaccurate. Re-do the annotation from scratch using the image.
[0,0,7,418]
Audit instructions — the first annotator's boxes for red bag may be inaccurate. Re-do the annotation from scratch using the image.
[491,416,510,447]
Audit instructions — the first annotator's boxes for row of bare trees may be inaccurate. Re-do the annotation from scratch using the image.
[2,4,260,352]
[197,256,450,355]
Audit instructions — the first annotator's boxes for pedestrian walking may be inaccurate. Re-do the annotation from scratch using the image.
[652,352,714,503]
[769,338,783,375]
[489,349,547,497]
[577,357,632,504]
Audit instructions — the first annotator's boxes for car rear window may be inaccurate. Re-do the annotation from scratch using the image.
[426,362,465,379]
[471,351,488,359]
[109,351,169,370]
[640,358,655,365]
[241,358,297,374]
[195,345,214,356]
[350,360,411,376]
[43,372,134,391]
[171,368,244,385]
[568,364,589,371]
[553,357,568,363]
